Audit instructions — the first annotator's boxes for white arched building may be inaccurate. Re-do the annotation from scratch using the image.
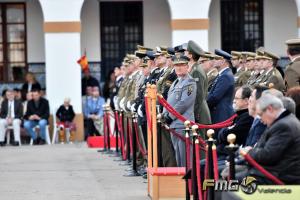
[0,0,299,140]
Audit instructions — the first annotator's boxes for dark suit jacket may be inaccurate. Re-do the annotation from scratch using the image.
[24,98,50,121]
[21,82,42,100]
[0,99,23,119]
[245,117,266,147]
[249,111,300,184]
[217,109,253,158]
[56,105,75,122]
[207,68,235,123]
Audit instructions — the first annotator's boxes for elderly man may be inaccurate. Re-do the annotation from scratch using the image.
[24,89,50,145]
[163,53,197,167]
[242,94,300,184]
[0,90,23,146]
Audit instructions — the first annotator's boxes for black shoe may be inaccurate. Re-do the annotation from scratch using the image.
[0,142,5,147]
[39,139,46,145]
[142,173,147,179]
[33,139,39,145]
[12,141,19,146]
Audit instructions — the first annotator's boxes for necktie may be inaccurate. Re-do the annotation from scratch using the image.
[8,102,12,118]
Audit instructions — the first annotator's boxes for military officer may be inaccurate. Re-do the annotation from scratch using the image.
[285,39,300,89]
[201,54,220,92]
[156,48,178,167]
[207,49,235,124]
[231,51,243,76]
[256,51,285,92]
[162,53,197,167]
[185,40,211,137]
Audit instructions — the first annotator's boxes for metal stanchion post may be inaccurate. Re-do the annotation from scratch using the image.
[183,121,191,200]
[206,129,215,200]
[191,125,199,200]
[157,113,163,167]
[98,105,108,153]
[225,134,238,180]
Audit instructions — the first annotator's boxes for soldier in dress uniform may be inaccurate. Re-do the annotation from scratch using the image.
[201,54,220,92]
[255,51,285,92]
[207,49,235,125]
[162,53,197,167]
[231,51,243,75]
[185,40,211,138]
[245,52,261,86]
[285,39,300,89]
[156,48,178,167]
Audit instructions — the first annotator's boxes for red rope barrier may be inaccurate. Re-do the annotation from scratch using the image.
[103,112,107,148]
[196,142,203,200]
[212,146,219,181]
[241,151,284,185]
[133,120,148,156]
[157,95,236,129]
[185,133,192,193]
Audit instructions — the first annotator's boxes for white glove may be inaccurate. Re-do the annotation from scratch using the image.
[126,101,132,110]
[138,105,143,117]
[114,96,119,110]
[120,98,126,111]
[130,103,136,112]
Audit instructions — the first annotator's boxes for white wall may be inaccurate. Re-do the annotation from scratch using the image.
[81,0,101,61]
[264,0,298,56]
[143,0,172,48]
[27,0,45,63]
[208,0,221,51]
[80,0,172,61]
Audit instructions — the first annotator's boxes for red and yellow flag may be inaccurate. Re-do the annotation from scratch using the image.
[77,55,89,72]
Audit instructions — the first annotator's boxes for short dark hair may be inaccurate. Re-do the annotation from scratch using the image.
[254,85,269,100]
[31,88,41,93]
[288,46,300,56]
[13,88,20,92]
[240,86,252,99]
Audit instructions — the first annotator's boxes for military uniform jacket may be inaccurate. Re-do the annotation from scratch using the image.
[157,68,177,98]
[189,63,211,124]
[285,56,300,90]
[164,74,197,129]
[116,76,129,109]
[258,68,285,91]
[123,71,141,112]
[207,68,218,92]
[207,68,235,124]
[235,69,251,88]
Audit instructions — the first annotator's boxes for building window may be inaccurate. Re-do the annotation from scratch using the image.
[100,2,143,80]
[221,0,263,52]
[0,3,27,82]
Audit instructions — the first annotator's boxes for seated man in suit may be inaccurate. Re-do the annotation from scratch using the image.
[83,86,105,139]
[0,90,23,146]
[24,89,50,145]
[240,94,300,184]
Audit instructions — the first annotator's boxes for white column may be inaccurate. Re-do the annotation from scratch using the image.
[295,0,300,36]
[39,0,84,112]
[39,0,85,141]
[167,0,211,50]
